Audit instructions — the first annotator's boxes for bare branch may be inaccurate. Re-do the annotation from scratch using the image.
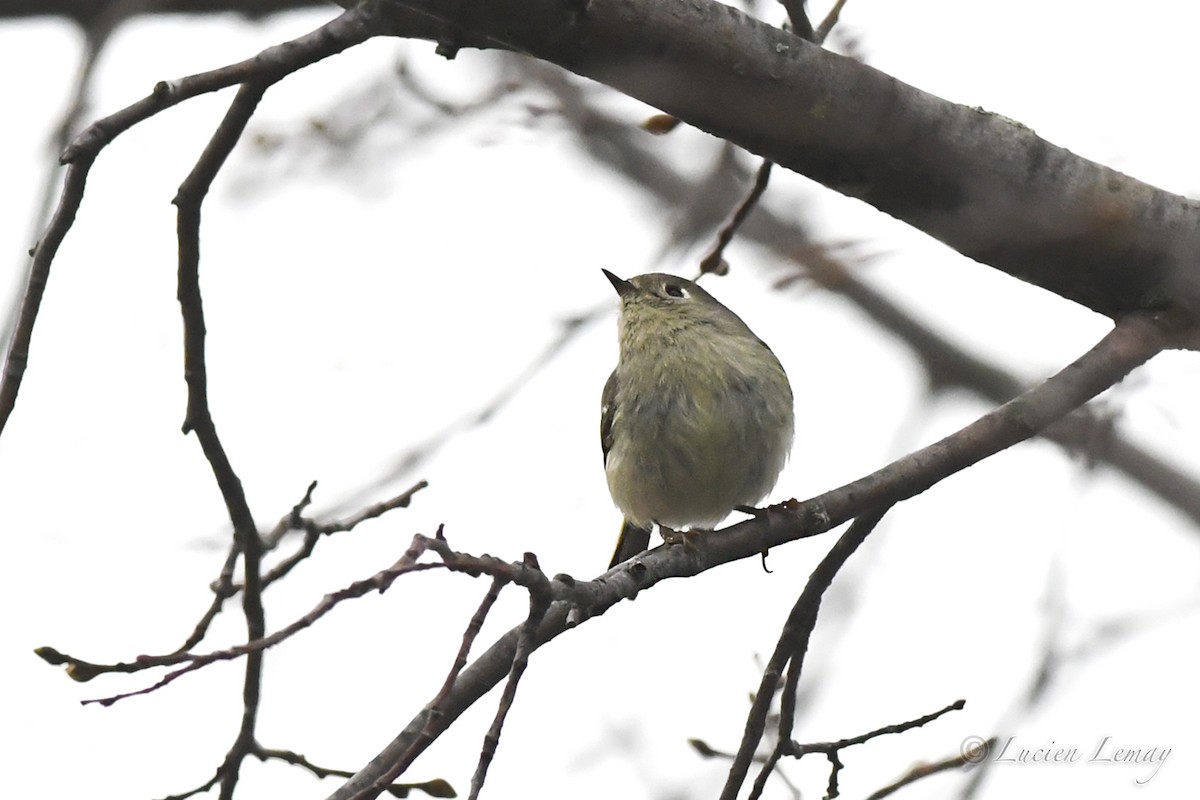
[864,736,997,800]
[733,508,890,800]
[37,529,528,706]
[467,558,552,800]
[0,2,383,437]
[779,0,812,40]
[175,78,273,800]
[433,578,507,706]
[328,311,1171,799]
[261,481,430,586]
[252,744,455,798]
[33,479,430,691]
[813,0,850,45]
[58,537,440,696]
[697,159,774,278]
[785,699,966,799]
[693,0,848,280]
[369,0,1200,327]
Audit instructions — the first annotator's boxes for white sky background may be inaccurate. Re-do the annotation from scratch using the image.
[2,1,1200,798]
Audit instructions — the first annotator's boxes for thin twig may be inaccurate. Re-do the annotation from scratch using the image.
[264,480,320,548]
[252,744,455,797]
[697,158,774,277]
[160,772,221,800]
[261,480,430,586]
[44,532,543,706]
[65,536,439,701]
[468,555,553,800]
[737,507,890,800]
[714,700,967,799]
[694,0,851,279]
[433,577,508,706]
[0,160,89,435]
[813,0,850,45]
[863,736,997,800]
[0,3,383,439]
[792,699,966,757]
[37,480,429,686]
[786,699,966,799]
[174,542,241,654]
[4,8,113,350]
[468,556,552,800]
[373,577,510,795]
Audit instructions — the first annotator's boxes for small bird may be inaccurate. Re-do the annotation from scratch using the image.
[601,270,795,567]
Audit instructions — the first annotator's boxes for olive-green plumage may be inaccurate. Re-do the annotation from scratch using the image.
[601,270,794,567]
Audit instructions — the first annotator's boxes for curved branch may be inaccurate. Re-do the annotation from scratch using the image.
[328,311,1172,800]
[366,0,1200,326]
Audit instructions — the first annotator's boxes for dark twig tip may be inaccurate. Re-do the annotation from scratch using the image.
[641,113,682,134]
[33,645,65,665]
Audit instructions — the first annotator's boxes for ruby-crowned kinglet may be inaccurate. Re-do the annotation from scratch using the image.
[601,270,795,567]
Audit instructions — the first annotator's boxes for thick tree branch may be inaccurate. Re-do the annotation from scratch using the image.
[328,311,1172,799]
[365,0,1200,326]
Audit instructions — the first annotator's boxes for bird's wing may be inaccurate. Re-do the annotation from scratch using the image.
[600,368,618,466]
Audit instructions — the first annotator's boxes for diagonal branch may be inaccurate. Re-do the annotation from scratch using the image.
[466,560,552,800]
[737,507,889,800]
[35,532,537,706]
[366,0,1200,327]
[327,310,1172,800]
[864,736,997,800]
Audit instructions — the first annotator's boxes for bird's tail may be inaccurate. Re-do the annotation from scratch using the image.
[608,519,653,568]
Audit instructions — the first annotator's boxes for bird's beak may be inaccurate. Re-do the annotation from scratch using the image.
[602,269,635,298]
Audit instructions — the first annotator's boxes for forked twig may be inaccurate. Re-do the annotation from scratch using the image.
[329,310,1171,800]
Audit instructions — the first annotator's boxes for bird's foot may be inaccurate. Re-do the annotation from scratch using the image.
[660,526,710,551]
[660,525,686,546]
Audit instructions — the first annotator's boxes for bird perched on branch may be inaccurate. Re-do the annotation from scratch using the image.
[600,270,794,567]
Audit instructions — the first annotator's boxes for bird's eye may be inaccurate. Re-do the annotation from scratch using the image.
[664,283,686,298]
